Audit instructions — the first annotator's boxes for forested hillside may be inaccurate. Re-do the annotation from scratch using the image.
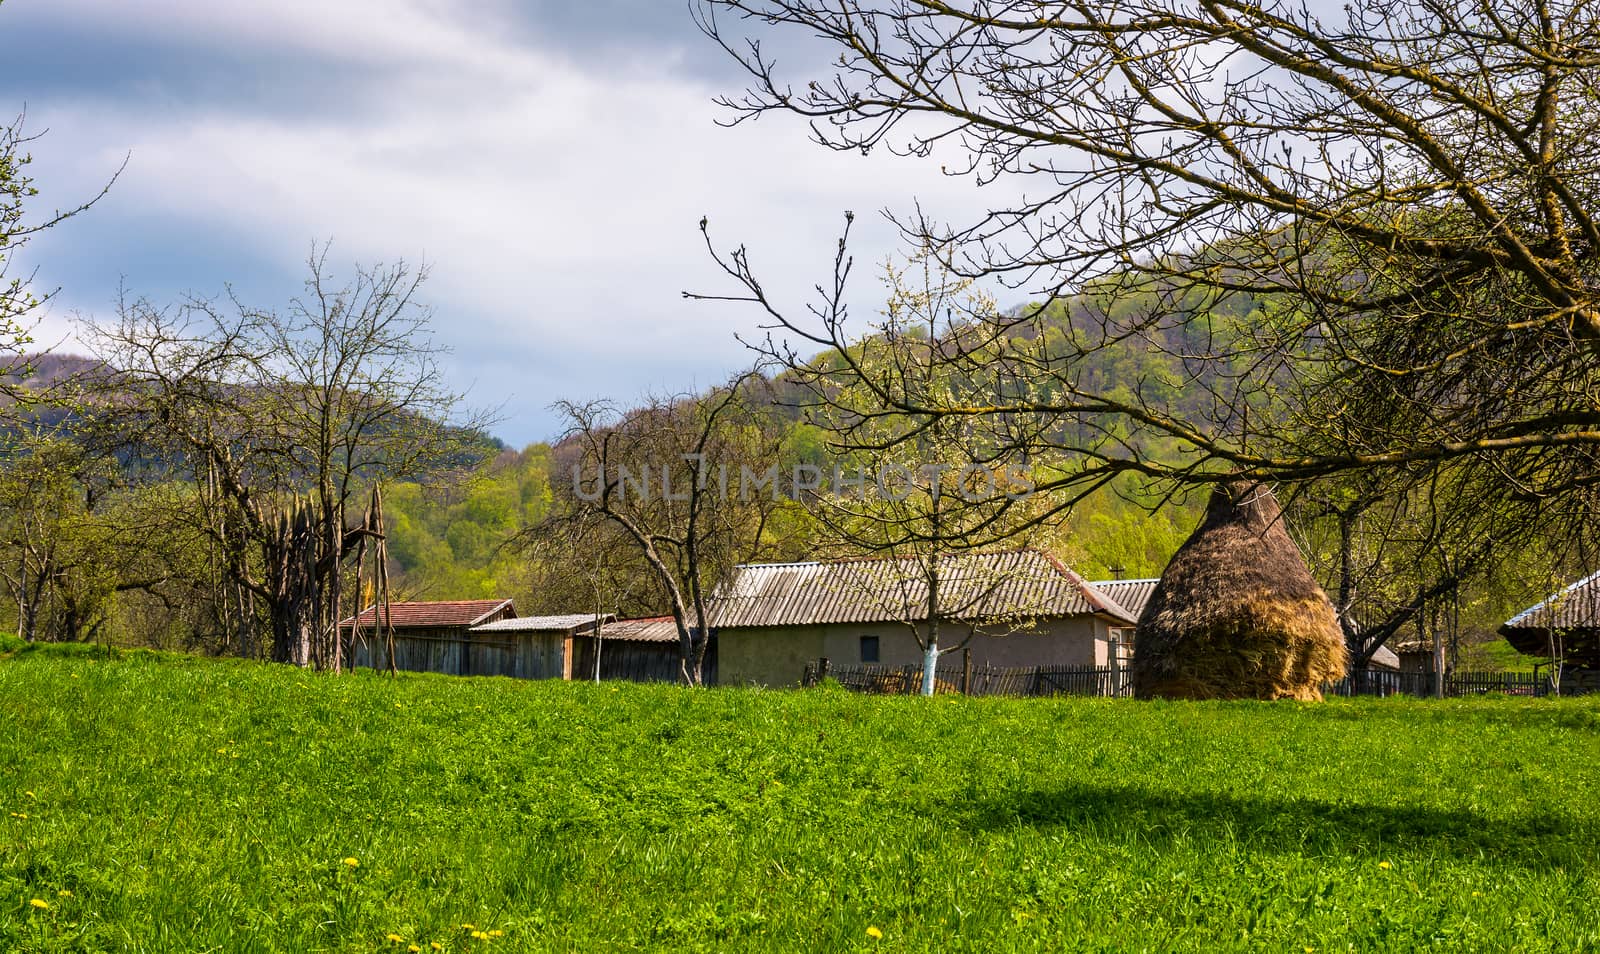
[0,264,1570,672]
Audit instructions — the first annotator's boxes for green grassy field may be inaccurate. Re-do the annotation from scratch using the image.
[1,647,1598,952]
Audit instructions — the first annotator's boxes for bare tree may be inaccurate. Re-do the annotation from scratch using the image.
[85,249,478,668]
[780,251,1066,693]
[514,510,644,683]
[542,373,788,685]
[692,1,1600,517]
[1287,468,1550,672]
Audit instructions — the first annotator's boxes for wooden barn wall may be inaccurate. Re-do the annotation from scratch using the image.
[571,636,716,685]
[347,629,566,679]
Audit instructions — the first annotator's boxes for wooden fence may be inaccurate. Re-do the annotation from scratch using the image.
[1327,669,1555,698]
[801,659,1132,698]
[803,660,1567,699]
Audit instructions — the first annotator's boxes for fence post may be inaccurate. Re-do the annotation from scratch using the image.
[819,657,831,684]
[962,647,972,695]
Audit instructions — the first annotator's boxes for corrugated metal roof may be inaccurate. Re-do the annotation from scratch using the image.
[343,599,515,630]
[1088,578,1160,624]
[1503,571,1600,632]
[709,550,1134,628]
[593,617,682,643]
[471,613,613,634]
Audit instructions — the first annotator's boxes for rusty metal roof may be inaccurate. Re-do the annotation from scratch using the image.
[471,613,612,634]
[342,599,514,631]
[1087,578,1160,624]
[709,550,1134,628]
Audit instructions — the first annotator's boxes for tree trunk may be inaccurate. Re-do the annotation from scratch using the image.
[593,586,604,685]
[921,564,940,697]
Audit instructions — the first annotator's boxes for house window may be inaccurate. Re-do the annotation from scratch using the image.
[860,635,880,664]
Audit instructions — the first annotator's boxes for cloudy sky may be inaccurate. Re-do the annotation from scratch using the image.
[2,0,1020,446]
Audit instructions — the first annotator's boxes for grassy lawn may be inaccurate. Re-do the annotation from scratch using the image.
[1,647,1598,952]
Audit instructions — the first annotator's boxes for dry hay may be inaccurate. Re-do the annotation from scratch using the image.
[1133,481,1347,701]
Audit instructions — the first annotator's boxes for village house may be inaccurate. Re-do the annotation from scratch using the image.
[709,550,1136,686]
[1088,577,1158,668]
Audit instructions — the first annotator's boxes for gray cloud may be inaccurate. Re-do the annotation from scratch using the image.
[3,0,1026,445]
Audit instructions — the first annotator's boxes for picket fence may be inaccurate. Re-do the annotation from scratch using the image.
[802,659,1566,698]
[801,659,1132,697]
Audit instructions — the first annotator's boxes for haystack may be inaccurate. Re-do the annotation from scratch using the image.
[1133,481,1347,701]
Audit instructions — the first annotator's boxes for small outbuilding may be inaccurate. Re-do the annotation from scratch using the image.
[344,599,516,675]
[467,613,614,680]
[1499,571,1600,692]
[343,601,612,679]
[569,616,708,684]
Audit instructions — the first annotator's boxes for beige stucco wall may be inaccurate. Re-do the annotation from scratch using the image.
[718,616,1114,687]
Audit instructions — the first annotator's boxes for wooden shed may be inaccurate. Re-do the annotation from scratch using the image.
[344,599,517,675]
[570,616,708,685]
[1499,571,1600,692]
[343,599,594,678]
[466,614,615,680]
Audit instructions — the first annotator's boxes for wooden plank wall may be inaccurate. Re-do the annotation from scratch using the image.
[570,636,713,685]
[347,629,566,680]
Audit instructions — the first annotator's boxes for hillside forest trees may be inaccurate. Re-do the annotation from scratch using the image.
[0,0,1588,677]
[696,0,1600,544]
[692,0,1600,669]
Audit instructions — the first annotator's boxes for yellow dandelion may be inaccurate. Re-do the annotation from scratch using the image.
[488,929,504,937]
[470,930,490,940]
[386,933,406,943]
[56,889,71,897]
[409,946,421,953]
[1378,860,1392,870]
[461,923,476,930]
[29,898,48,910]
[342,857,360,868]
[867,925,884,939]
[431,944,444,951]
[23,791,34,798]
[9,812,26,819]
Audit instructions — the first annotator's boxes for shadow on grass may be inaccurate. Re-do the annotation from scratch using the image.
[961,781,1589,869]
